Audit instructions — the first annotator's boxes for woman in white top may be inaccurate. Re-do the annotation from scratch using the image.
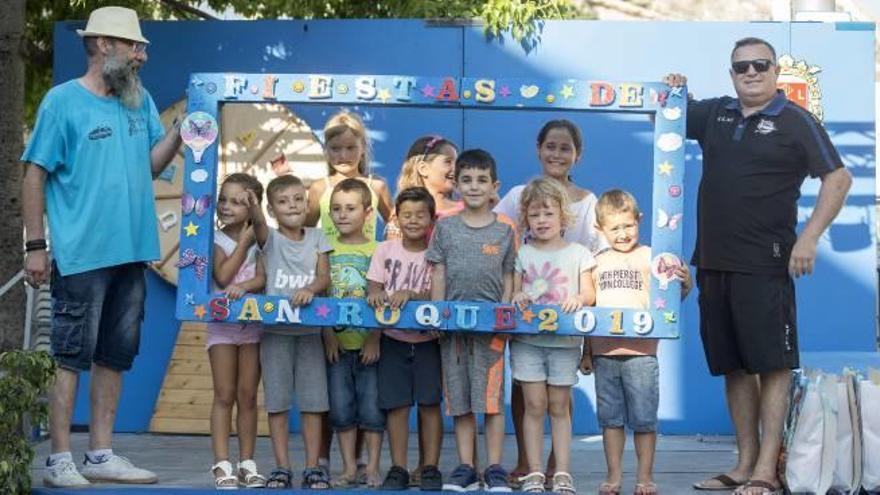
[494,119,603,254]
[494,119,602,486]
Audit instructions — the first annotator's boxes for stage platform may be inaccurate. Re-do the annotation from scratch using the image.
[31,432,737,494]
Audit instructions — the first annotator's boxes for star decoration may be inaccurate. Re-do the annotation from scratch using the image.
[520,308,536,324]
[185,293,195,305]
[499,85,512,98]
[442,307,451,320]
[316,304,331,318]
[377,88,392,103]
[337,83,349,94]
[263,302,275,313]
[663,311,677,323]
[560,85,575,99]
[293,81,305,93]
[250,85,259,95]
[658,161,674,176]
[420,83,435,98]
[462,90,472,99]
[184,221,199,237]
[654,297,667,310]
[545,94,556,104]
[193,305,206,319]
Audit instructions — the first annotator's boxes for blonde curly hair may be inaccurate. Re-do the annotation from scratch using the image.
[518,177,575,235]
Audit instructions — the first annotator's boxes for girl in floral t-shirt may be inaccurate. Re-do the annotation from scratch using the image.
[510,178,596,494]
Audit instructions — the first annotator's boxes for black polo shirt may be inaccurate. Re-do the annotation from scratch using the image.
[687,90,844,274]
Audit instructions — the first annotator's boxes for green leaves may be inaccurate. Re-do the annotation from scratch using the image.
[0,350,55,494]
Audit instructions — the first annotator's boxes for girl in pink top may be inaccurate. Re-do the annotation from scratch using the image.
[207,173,267,488]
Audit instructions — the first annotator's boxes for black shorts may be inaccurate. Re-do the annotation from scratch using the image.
[377,334,442,410]
[697,269,799,376]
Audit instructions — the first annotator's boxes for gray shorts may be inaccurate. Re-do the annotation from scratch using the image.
[593,355,659,433]
[510,341,581,386]
[440,334,506,416]
[260,333,328,414]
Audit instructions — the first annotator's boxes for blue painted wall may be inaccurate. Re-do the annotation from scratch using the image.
[55,19,876,434]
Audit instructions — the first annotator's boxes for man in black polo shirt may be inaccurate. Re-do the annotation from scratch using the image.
[666,37,851,495]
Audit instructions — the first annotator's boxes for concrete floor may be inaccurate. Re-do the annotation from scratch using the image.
[31,432,740,493]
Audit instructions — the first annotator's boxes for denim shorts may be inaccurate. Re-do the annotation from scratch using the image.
[510,340,581,386]
[49,262,146,372]
[593,355,659,433]
[327,350,385,431]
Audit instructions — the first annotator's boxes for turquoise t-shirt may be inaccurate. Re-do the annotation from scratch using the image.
[21,80,165,276]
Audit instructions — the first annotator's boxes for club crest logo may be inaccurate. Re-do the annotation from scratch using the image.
[755,118,777,135]
[776,54,823,121]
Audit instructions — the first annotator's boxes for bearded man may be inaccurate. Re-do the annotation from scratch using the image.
[21,6,181,487]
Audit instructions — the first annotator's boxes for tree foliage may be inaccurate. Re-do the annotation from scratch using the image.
[24,0,581,125]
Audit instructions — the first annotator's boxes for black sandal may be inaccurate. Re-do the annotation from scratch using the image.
[303,466,331,489]
[267,467,293,489]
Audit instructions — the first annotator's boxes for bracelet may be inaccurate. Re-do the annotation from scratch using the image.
[25,239,47,252]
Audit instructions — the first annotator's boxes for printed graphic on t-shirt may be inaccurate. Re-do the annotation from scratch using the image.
[127,113,148,136]
[523,261,569,303]
[482,243,500,256]
[272,269,315,291]
[597,268,644,292]
[331,254,370,298]
[383,258,430,293]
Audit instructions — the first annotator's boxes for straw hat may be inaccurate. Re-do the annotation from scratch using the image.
[76,6,149,44]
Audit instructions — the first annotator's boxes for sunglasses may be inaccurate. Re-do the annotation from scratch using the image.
[731,59,774,74]
[107,37,147,54]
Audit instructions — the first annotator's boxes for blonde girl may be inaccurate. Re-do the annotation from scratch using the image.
[208,173,267,489]
[307,110,393,240]
[509,177,596,494]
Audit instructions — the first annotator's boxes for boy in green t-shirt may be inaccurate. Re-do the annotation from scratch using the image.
[323,178,383,487]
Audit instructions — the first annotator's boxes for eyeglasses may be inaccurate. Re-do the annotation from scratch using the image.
[731,59,774,74]
[107,37,147,54]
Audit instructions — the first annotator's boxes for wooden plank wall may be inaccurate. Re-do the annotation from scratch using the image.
[150,322,270,435]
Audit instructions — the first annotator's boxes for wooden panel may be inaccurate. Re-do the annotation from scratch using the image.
[150,321,269,436]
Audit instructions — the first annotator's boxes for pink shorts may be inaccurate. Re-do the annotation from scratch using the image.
[206,322,262,349]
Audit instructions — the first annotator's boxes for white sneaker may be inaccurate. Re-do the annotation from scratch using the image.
[44,458,90,488]
[81,454,158,484]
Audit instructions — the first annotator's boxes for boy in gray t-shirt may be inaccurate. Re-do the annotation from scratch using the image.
[248,174,333,489]
[425,150,515,491]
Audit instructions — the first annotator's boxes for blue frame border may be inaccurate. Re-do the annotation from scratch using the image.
[176,73,688,339]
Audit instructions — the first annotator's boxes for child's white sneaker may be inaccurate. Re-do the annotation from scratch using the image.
[81,454,158,484]
[44,457,90,488]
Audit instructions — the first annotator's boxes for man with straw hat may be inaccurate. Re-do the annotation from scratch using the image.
[22,6,181,487]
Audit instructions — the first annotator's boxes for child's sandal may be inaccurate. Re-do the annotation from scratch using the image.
[211,460,239,490]
[237,459,266,488]
[303,466,332,490]
[267,467,293,489]
[519,472,546,493]
[552,471,577,495]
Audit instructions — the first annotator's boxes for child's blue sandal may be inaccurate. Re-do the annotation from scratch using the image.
[303,466,332,489]
[267,467,293,489]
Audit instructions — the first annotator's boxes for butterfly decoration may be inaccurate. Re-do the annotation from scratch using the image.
[656,208,682,230]
[655,256,679,279]
[188,119,214,139]
[176,248,209,280]
[657,90,668,108]
[182,193,212,217]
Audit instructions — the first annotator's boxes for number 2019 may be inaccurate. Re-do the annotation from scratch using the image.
[573,309,654,335]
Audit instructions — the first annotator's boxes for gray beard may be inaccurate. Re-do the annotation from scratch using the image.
[102,53,143,109]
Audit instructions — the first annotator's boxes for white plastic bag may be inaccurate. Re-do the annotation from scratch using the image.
[829,372,861,493]
[860,369,880,492]
[784,371,837,494]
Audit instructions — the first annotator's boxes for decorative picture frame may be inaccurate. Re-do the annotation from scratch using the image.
[176,73,687,338]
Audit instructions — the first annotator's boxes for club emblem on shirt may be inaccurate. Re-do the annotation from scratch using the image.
[755,118,777,135]
[776,54,823,122]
